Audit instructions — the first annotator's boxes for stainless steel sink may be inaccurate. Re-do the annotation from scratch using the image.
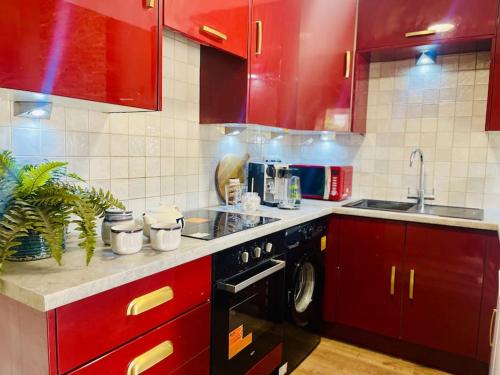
[343,199,484,221]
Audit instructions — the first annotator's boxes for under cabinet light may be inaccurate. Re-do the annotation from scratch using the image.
[14,102,52,119]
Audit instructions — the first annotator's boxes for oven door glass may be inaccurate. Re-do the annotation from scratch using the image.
[293,167,326,198]
[212,259,285,375]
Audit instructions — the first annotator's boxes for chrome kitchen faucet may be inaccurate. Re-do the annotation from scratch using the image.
[407,148,434,213]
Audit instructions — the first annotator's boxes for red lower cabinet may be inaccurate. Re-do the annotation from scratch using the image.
[402,224,486,357]
[477,234,500,362]
[334,216,406,338]
[56,256,211,373]
[170,349,210,375]
[68,302,210,375]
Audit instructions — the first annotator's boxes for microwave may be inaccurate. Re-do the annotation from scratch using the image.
[290,165,353,201]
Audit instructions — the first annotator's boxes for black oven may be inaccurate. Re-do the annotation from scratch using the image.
[211,233,286,375]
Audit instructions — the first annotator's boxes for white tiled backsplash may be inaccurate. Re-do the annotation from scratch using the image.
[290,52,500,209]
[1,31,499,212]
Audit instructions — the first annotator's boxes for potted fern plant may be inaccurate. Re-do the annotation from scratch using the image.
[0,150,124,270]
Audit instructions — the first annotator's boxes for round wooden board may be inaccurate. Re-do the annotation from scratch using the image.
[215,153,250,201]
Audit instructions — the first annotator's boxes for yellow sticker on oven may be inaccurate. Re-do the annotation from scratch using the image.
[228,325,253,359]
[321,236,327,251]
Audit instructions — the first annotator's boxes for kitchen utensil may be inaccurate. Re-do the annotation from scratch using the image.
[215,153,250,201]
[150,223,182,252]
[110,224,143,255]
[224,179,246,208]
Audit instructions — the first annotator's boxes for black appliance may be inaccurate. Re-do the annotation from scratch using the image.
[211,232,286,375]
[283,219,327,373]
[181,209,279,240]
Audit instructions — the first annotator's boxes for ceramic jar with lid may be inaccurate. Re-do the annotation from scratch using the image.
[101,208,134,245]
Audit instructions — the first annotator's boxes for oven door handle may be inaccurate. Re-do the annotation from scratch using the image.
[217,259,285,294]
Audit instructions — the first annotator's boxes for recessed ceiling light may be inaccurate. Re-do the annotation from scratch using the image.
[14,102,52,119]
[428,23,455,33]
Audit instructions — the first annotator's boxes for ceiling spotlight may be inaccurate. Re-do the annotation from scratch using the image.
[416,51,437,66]
[14,102,52,119]
[271,132,284,140]
[428,23,455,33]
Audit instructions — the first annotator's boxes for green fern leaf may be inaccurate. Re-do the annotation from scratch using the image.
[17,161,68,196]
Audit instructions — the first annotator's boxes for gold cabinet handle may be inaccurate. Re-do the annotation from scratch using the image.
[490,309,497,347]
[200,25,228,41]
[390,266,396,296]
[127,286,174,316]
[127,341,173,375]
[146,0,155,8]
[409,269,415,300]
[344,51,351,79]
[256,21,263,55]
[405,29,436,38]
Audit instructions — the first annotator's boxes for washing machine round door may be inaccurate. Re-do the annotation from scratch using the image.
[291,254,321,327]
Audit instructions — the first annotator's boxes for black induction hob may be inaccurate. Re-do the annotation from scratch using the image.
[181,209,280,240]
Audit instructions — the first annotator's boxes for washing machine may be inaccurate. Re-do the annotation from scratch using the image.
[283,219,327,373]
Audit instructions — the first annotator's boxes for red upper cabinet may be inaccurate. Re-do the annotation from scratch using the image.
[357,0,498,51]
[334,216,406,338]
[0,0,161,110]
[402,224,486,357]
[246,0,301,127]
[164,0,249,59]
[295,0,356,131]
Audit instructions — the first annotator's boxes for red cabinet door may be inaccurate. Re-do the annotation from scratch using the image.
[164,0,249,59]
[246,0,301,128]
[295,0,356,131]
[357,0,498,51]
[402,224,486,357]
[0,0,160,110]
[323,216,340,322]
[335,216,406,338]
[477,233,500,362]
[69,302,210,375]
[57,256,211,373]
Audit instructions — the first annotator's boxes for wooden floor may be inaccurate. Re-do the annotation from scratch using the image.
[293,338,450,375]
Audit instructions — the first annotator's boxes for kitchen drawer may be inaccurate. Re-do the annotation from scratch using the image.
[170,348,210,375]
[57,256,211,373]
[68,302,210,375]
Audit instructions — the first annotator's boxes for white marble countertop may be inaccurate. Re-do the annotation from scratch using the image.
[1,199,499,312]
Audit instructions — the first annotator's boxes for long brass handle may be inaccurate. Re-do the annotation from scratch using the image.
[127,341,173,375]
[344,51,351,79]
[405,29,436,38]
[256,21,263,55]
[127,286,174,316]
[409,269,415,300]
[490,309,497,347]
[390,266,396,296]
[200,25,228,41]
[146,0,155,8]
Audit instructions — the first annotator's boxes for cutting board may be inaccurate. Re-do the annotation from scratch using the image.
[215,154,250,201]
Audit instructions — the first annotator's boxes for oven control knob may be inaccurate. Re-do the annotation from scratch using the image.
[241,251,250,264]
[264,243,273,253]
[253,247,262,258]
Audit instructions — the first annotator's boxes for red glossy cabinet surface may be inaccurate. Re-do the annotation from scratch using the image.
[402,224,486,357]
[335,216,406,338]
[357,0,498,51]
[477,234,500,362]
[164,0,249,59]
[295,0,356,131]
[246,0,301,128]
[0,0,160,110]
[69,302,210,375]
[57,256,211,373]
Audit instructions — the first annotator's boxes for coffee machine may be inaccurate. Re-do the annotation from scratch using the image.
[248,161,291,207]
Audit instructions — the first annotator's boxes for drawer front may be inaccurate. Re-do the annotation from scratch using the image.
[69,302,210,375]
[57,256,211,373]
[171,348,210,375]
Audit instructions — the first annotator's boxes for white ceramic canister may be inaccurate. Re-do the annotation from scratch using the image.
[102,209,134,245]
[110,224,144,255]
[150,223,182,252]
